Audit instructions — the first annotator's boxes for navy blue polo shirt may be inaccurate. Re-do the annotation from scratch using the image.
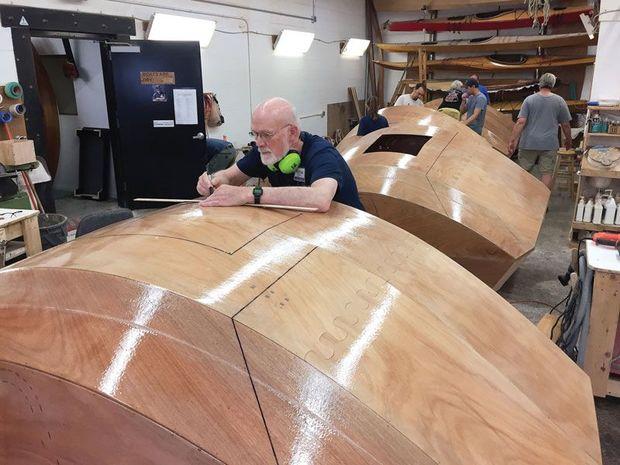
[357,115,389,136]
[237,131,364,211]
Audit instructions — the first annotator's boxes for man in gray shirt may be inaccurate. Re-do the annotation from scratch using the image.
[508,73,572,188]
[461,78,487,135]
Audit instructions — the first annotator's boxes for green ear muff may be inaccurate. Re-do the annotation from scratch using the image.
[267,150,301,174]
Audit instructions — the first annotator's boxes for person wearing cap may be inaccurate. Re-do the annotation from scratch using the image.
[394,83,426,107]
[460,78,487,135]
[508,73,572,189]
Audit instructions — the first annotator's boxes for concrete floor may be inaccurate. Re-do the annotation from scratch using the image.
[55,192,620,464]
[500,192,620,465]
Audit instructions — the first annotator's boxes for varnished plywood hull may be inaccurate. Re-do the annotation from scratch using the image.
[339,106,549,288]
[376,33,596,53]
[0,202,601,465]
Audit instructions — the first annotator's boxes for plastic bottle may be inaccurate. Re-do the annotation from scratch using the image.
[593,197,604,224]
[603,190,616,224]
[583,198,594,223]
[575,197,585,222]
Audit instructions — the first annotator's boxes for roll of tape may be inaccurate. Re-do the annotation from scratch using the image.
[4,82,23,99]
[8,104,25,116]
[0,111,13,123]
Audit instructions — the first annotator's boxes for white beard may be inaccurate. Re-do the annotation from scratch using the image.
[259,149,285,167]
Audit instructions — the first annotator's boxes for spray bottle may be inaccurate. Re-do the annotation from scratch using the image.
[603,190,617,224]
[584,198,594,223]
[575,197,585,222]
[593,197,604,224]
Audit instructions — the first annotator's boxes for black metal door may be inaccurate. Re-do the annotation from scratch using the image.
[101,40,206,209]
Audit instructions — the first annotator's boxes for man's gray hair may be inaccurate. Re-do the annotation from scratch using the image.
[254,97,301,128]
[539,73,556,89]
[450,80,463,90]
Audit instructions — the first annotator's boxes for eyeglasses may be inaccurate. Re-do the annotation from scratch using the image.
[249,124,291,141]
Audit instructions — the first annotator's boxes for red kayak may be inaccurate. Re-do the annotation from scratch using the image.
[386,5,592,32]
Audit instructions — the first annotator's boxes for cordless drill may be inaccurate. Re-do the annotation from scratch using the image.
[592,232,620,255]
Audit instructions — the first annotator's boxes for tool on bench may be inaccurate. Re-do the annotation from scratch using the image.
[592,232,620,255]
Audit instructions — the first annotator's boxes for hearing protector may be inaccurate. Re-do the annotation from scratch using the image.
[267,150,301,174]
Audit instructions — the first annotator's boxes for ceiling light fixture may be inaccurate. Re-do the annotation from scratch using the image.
[340,38,370,58]
[273,29,315,57]
[146,13,216,48]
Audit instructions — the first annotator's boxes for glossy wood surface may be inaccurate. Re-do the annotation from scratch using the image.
[0,203,600,465]
[337,105,549,287]
[374,54,596,72]
[376,32,596,53]
[426,97,514,156]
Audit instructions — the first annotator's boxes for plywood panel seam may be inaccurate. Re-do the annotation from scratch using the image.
[0,302,250,382]
[229,213,303,255]
[425,132,460,176]
[231,321,282,465]
[231,246,318,320]
[0,360,228,465]
[94,233,233,255]
[235,324,440,465]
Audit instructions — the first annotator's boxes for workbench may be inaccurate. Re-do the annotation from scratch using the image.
[584,239,620,397]
[0,208,41,267]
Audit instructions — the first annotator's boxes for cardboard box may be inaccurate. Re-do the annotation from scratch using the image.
[0,140,36,166]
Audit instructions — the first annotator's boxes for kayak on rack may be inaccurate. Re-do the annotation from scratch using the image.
[376,33,596,53]
[385,5,592,32]
[374,54,595,72]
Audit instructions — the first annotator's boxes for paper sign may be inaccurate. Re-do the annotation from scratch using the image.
[140,72,175,85]
[173,89,198,125]
[153,120,175,128]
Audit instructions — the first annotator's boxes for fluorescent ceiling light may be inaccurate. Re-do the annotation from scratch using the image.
[147,13,216,48]
[341,38,370,58]
[580,13,595,40]
[273,29,315,57]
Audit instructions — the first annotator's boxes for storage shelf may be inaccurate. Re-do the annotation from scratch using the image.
[579,157,620,179]
[587,132,620,137]
[588,106,620,111]
[571,222,620,232]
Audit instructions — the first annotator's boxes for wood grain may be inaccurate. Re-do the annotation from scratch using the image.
[1,202,601,465]
[337,106,549,287]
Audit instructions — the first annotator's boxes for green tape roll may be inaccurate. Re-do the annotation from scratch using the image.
[4,82,23,99]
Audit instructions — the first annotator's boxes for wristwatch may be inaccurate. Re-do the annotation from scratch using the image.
[253,185,263,204]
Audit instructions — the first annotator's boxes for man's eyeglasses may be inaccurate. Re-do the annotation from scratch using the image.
[249,124,291,141]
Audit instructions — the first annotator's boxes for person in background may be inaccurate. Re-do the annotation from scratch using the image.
[196,97,364,212]
[470,73,489,102]
[461,78,487,135]
[438,80,464,114]
[357,96,389,136]
[394,83,426,107]
[204,138,237,174]
[508,73,572,189]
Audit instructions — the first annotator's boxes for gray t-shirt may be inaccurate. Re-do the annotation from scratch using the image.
[518,92,571,150]
[466,93,487,135]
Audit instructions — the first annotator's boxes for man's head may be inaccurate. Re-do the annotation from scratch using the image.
[250,97,301,166]
[465,78,479,95]
[539,73,557,89]
[450,80,463,90]
[469,73,480,81]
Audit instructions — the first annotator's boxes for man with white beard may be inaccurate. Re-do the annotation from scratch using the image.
[196,97,363,212]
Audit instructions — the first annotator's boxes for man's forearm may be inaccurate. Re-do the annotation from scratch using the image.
[260,186,332,212]
[561,123,572,148]
[509,122,525,145]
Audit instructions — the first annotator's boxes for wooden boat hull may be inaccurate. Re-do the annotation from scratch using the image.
[426,78,537,92]
[337,106,549,288]
[493,99,588,112]
[376,33,596,53]
[426,98,514,156]
[387,6,592,32]
[375,0,555,12]
[0,202,601,465]
[374,54,596,72]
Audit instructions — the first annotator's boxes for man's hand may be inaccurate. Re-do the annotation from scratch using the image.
[196,172,222,196]
[199,184,252,207]
[508,139,517,155]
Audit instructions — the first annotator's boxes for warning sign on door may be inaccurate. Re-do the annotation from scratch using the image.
[140,72,176,85]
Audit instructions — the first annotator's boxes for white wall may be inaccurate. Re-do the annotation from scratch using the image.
[0,26,18,82]
[590,0,620,101]
[2,0,366,143]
